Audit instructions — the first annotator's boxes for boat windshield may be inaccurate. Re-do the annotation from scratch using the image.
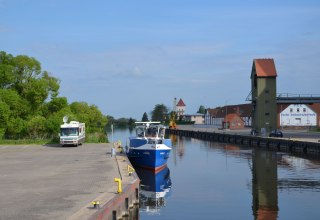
[135,123,166,138]
[146,127,158,137]
[158,127,165,138]
[136,127,145,137]
[60,127,78,136]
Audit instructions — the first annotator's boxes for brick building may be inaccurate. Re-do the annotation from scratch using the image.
[205,103,320,129]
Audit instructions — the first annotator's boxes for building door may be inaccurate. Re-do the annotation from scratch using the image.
[295,118,301,125]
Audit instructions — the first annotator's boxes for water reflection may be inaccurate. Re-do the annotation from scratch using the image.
[252,148,278,220]
[135,166,172,215]
[170,134,185,164]
[112,129,320,219]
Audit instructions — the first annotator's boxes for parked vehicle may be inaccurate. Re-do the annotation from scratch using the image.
[60,116,85,146]
[250,128,257,136]
[269,129,283,138]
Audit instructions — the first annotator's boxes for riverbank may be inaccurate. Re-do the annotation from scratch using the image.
[0,143,139,220]
[168,126,320,156]
[176,125,320,143]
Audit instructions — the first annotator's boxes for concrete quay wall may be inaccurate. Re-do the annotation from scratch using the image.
[167,128,320,156]
[0,143,139,220]
[86,153,140,220]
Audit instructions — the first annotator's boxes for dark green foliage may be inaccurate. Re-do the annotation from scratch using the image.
[0,51,108,142]
[151,104,168,123]
[197,105,206,114]
[69,102,108,133]
[142,112,148,122]
[128,117,136,127]
[115,118,130,128]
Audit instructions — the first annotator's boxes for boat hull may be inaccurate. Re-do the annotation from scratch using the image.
[127,147,171,172]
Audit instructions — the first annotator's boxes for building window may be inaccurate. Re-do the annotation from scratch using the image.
[265,100,269,104]
[265,90,269,94]
[303,108,306,112]
[290,108,293,112]
[265,113,270,116]
[297,108,300,112]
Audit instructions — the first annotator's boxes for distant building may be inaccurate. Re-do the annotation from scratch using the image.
[184,113,205,124]
[205,104,252,129]
[278,104,319,127]
[176,98,186,117]
[223,113,244,129]
[205,103,320,129]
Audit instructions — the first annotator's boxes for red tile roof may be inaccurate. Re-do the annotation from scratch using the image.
[208,104,252,118]
[253,59,277,77]
[307,103,320,115]
[176,98,186,106]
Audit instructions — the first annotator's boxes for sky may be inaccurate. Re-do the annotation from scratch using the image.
[1,0,320,119]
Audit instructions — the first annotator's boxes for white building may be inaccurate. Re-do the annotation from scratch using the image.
[280,104,317,126]
[184,114,205,124]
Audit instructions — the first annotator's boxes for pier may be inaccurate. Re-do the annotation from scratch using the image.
[0,143,139,220]
[167,126,320,156]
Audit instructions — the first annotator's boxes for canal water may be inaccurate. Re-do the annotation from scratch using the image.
[110,128,320,220]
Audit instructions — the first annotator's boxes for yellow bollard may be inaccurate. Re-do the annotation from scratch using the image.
[91,201,100,209]
[114,178,122,193]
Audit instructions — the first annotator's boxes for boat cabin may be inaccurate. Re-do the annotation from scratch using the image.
[135,122,166,139]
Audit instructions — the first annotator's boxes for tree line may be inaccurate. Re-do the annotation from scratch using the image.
[0,51,108,141]
[140,104,206,124]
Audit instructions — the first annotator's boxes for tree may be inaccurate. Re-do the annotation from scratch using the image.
[46,97,69,115]
[197,105,206,114]
[0,51,15,89]
[70,101,108,133]
[45,106,74,135]
[142,112,148,122]
[116,118,129,128]
[128,117,136,127]
[0,51,108,141]
[27,116,47,138]
[0,51,60,113]
[0,89,28,118]
[151,104,168,123]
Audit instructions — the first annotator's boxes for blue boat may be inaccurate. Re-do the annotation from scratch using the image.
[127,122,172,172]
[135,167,172,214]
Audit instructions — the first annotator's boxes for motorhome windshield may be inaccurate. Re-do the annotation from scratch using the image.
[60,127,78,136]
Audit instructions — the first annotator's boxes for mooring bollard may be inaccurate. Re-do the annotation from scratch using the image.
[111,147,116,157]
[92,201,100,209]
[114,178,122,193]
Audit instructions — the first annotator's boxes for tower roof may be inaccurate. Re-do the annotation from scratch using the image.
[176,98,186,107]
[252,59,277,78]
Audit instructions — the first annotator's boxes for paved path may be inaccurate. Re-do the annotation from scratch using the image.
[0,143,120,220]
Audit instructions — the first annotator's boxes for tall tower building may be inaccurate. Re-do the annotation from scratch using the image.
[176,98,186,117]
[173,97,177,112]
[251,59,277,135]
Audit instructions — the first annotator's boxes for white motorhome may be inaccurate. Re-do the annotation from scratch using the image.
[60,117,85,146]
